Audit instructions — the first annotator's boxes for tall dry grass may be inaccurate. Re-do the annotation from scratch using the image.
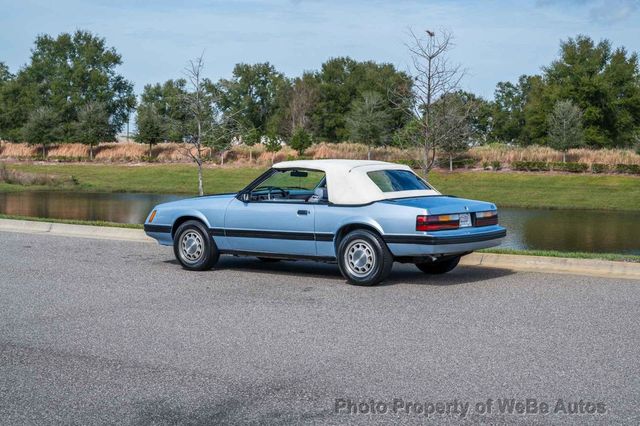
[1,140,639,167]
[468,145,640,165]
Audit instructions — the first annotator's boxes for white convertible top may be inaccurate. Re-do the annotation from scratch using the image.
[273,159,440,205]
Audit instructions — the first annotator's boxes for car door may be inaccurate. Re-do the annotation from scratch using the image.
[224,198,316,256]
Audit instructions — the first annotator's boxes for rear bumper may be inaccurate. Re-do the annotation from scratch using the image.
[384,227,506,256]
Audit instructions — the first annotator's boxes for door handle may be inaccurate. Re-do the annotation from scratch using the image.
[297,209,310,215]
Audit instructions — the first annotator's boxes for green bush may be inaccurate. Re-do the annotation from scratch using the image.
[482,161,490,170]
[289,128,313,155]
[614,164,640,175]
[550,162,588,173]
[591,163,609,174]
[511,161,550,171]
[48,156,86,163]
[491,161,501,171]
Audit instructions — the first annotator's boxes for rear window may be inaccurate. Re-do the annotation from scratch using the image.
[367,170,431,192]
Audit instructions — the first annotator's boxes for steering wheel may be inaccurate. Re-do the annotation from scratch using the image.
[267,187,288,200]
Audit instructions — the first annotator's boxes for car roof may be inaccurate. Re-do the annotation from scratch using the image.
[272,159,440,205]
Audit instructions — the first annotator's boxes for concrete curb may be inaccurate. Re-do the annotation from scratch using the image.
[1,218,638,280]
[0,218,152,243]
[460,252,640,281]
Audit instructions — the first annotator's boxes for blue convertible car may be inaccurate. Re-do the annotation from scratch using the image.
[144,160,506,286]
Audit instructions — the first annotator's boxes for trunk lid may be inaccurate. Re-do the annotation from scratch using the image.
[382,195,496,215]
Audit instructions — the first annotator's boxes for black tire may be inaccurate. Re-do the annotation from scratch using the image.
[257,257,281,263]
[337,229,393,286]
[173,220,219,271]
[415,256,461,274]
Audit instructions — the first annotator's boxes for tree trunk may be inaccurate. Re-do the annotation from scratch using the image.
[89,143,94,161]
[220,152,224,165]
[149,143,152,161]
[197,160,204,196]
[249,149,253,163]
[42,144,46,160]
[367,146,371,161]
[562,152,566,163]
[449,154,453,172]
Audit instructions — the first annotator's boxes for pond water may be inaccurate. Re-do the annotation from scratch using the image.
[0,190,638,255]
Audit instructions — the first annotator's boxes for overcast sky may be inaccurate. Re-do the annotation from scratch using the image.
[1,0,639,99]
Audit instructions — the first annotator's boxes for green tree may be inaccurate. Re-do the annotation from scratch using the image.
[547,100,584,162]
[2,30,135,140]
[345,91,391,159]
[0,62,11,83]
[432,91,477,171]
[139,79,188,141]
[75,101,113,159]
[529,36,639,147]
[135,104,168,160]
[215,63,289,138]
[23,106,62,157]
[312,57,412,142]
[264,135,282,165]
[289,128,312,155]
[0,62,15,140]
[490,76,531,144]
[242,127,261,162]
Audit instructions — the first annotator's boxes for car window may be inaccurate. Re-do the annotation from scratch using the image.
[367,170,431,192]
[255,169,325,191]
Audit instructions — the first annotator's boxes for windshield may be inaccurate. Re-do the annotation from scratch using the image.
[367,170,431,192]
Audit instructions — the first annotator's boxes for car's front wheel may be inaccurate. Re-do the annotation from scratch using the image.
[415,255,461,274]
[173,220,219,271]
[337,229,393,286]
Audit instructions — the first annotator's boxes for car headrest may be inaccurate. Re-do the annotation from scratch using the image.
[314,187,328,201]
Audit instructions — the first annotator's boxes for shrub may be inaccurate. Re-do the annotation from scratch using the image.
[591,163,609,174]
[289,128,313,155]
[550,162,588,173]
[614,164,640,175]
[511,161,550,171]
[491,161,501,171]
[483,161,490,170]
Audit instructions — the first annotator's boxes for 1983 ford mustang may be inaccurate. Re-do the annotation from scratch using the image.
[144,160,506,286]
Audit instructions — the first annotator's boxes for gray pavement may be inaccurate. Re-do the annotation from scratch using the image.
[0,231,639,425]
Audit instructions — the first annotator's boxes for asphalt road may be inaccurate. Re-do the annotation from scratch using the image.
[1,231,639,425]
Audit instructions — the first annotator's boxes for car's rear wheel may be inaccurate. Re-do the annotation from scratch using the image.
[415,256,461,274]
[337,229,393,286]
[173,220,219,271]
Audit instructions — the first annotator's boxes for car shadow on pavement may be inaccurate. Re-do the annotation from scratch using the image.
[380,265,516,286]
[168,256,516,287]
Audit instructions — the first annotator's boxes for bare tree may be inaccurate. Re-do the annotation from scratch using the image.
[181,54,239,195]
[181,55,209,196]
[405,29,467,175]
[287,75,317,135]
[432,91,478,171]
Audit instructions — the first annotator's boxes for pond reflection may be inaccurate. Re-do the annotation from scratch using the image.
[0,191,638,255]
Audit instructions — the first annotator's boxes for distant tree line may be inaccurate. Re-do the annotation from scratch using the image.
[1,30,639,167]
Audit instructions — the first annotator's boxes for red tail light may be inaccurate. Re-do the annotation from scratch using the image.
[416,214,460,231]
[475,211,498,226]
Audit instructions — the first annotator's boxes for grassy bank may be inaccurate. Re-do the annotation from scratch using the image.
[0,213,143,229]
[482,248,640,263]
[3,163,639,211]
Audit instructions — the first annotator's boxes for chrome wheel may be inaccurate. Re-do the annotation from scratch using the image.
[179,230,204,264]
[344,239,376,277]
